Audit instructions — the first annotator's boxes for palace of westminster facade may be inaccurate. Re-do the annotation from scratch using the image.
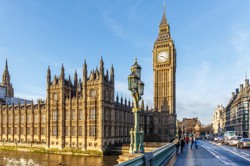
[0,8,177,152]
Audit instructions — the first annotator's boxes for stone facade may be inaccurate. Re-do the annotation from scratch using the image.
[224,79,250,137]
[0,59,147,151]
[152,6,177,141]
[178,118,201,137]
[212,105,224,135]
[0,6,177,151]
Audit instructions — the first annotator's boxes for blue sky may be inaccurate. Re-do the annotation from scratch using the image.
[1,0,250,125]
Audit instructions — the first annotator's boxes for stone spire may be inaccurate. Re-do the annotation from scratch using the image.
[2,58,10,85]
[47,65,51,87]
[60,63,65,79]
[100,56,104,74]
[160,2,168,26]
[83,59,87,82]
[74,70,78,87]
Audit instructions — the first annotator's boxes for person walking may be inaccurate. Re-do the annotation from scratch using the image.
[194,137,198,149]
[185,136,189,144]
[173,137,180,154]
[180,138,185,153]
[190,137,194,150]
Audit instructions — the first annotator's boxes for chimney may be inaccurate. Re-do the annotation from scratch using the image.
[240,84,244,91]
[245,79,249,87]
[232,92,235,97]
[236,88,239,94]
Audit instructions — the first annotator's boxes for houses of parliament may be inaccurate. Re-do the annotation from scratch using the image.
[0,8,176,152]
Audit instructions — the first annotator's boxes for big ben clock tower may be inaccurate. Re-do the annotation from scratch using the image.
[153,5,176,114]
[153,5,176,140]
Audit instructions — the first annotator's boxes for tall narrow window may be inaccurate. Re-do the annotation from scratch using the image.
[90,108,95,120]
[27,115,31,123]
[79,109,82,120]
[65,126,68,136]
[8,127,12,134]
[34,127,38,135]
[2,128,6,134]
[71,126,75,136]
[34,114,38,123]
[21,127,24,135]
[79,126,82,136]
[41,127,45,135]
[89,126,95,136]
[21,115,25,123]
[42,114,46,123]
[15,115,18,123]
[27,127,31,135]
[52,110,57,121]
[66,110,69,120]
[3,115,6,124]
[14,127,18,135]
[52,126,57,136]
[8,115,12,123]
[71,110,75,120]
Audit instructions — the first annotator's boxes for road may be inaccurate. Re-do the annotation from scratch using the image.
[172,140,250,166]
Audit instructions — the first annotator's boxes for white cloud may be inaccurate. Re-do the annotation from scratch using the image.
[103,12,126,38]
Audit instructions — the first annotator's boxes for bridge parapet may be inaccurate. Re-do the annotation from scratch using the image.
[117,143,175,166]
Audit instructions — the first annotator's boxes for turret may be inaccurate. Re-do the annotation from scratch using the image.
[47,65,51,87]
[100,57,104,81]
[83,59,87,83]
[106,69,109,81]
[110,64,114,84]
[60,63,65,81]
[141,99,145,110]
[2,59,10,86]
[74,70,78,88]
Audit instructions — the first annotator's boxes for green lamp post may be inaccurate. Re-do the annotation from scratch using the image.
[128,58,145,154]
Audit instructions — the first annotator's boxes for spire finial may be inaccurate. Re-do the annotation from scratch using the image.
[246,71,248,80]
[5,58,8,71]
[164,1,166,12]
[160,1,168,25]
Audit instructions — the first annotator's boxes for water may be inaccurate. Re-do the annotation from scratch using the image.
[0,151,119,166]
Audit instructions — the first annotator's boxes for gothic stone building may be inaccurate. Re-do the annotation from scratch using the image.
[0,59,149,151]
[0,6,176,152]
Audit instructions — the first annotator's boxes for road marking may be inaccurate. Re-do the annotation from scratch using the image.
[219,146,250,162]
[207,141,250,163]
[200,143,238,166]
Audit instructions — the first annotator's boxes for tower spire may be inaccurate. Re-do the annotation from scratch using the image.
[160,1,168,25]
[5,59,8,71]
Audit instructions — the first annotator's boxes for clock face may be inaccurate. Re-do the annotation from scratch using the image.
[157,51,169,62]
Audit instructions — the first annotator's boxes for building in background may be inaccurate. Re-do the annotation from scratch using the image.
[178,118,201,137]
[0,60,31,105]
[224,78,250,137]
[212,105,224,136]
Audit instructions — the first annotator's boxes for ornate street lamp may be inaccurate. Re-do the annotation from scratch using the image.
[128,58,144,154]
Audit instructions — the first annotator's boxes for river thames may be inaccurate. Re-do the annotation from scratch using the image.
[0,151,119,166]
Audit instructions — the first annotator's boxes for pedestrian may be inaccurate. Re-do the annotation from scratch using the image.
[186,136,189,144]
[173,137,180,154]
[190,137,194,149]
[194,137,198,149]
[180,138,185,153]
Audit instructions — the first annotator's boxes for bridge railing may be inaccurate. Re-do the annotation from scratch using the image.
[117,143,175,166]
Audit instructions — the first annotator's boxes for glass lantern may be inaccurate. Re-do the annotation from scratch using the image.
[131,58,141,79]
[138,81,145,96]
[128,72,139,91]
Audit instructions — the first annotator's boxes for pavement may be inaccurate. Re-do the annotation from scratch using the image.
[168,142,225,166]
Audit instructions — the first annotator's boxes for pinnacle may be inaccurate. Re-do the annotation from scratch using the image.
[160,2,168,25]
